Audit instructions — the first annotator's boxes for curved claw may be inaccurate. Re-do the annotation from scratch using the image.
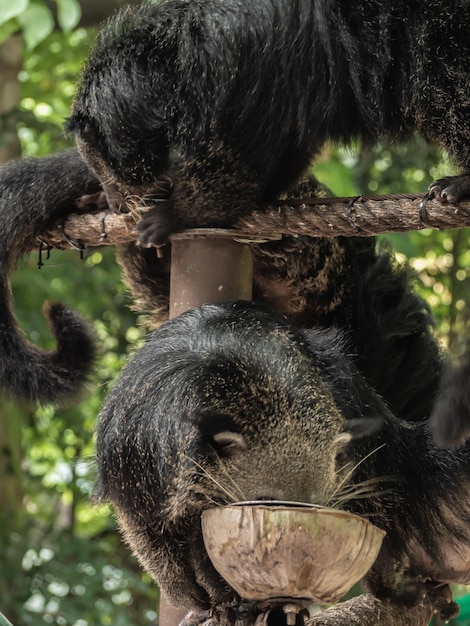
[418,193,434,229]
[428,174,470,204]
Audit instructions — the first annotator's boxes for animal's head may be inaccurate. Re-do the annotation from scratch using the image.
[95,301,386,606]
[96,302,384,524]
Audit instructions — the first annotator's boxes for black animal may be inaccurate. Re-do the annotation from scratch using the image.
[0,151,100,403]
[119,231,443,424]
[66,0,470,245]
[0,0,468,404]
[0,165,441,413]
[95,300,467,618]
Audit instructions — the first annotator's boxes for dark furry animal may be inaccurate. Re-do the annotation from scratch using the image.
[119,232,443,423]
[0,156,438,414]
[117,169,443,427]
[96,300,468,618]
[67,0,470,244]
[1,0,468,404]
[0,150,100,403]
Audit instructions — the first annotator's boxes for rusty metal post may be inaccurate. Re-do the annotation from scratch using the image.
[169,229,253,318]
[159,229,254,625]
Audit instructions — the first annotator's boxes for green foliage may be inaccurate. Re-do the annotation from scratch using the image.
[16,26,92,156]
[314,140,470,344]
[0,13,159,626]
[1,246,157,625]
[0,0,81,49]
[0,0,28,27]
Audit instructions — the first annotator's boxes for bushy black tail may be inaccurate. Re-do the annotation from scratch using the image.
[0,149,101,404]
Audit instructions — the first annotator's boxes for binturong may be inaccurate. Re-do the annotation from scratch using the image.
[1,0,468,404]
[0,150,100,404]
[67,0,470,245]
[95,301,470,618]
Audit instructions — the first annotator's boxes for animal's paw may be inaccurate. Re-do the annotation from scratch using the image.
[380,578,460,622]
[75,190,109,213]
[428,174,470,203]
[179,602,267,626]
[386,577,428,608]
[426,583,460,622]
[135,202,178,247]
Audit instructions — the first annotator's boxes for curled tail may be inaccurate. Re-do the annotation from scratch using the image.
[0,149,102,404]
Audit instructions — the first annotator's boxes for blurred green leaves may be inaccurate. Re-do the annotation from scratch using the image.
[0,10,157,623]
[314,139,469,345]
[0,0,81,49]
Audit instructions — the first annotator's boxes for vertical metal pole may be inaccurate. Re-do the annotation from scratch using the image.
[159,229,253,624]
[169,229,253,318]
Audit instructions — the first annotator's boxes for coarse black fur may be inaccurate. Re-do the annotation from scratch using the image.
[119,233,443,423]
[118,174,443,425]
[0,150,100,403]
[96,301,469,616]
[1,0,468,406]
[67,0,470,244]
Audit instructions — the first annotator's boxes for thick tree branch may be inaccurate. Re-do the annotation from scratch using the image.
[33,194,470,252]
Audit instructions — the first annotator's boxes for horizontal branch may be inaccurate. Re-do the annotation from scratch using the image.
[33,193,470,252]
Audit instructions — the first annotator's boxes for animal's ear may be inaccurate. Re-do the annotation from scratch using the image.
[199,413,247,457]
[212,431,247,456]
[334,417,384,446]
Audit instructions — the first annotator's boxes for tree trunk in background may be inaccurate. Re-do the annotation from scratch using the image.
[0,36,22,163]
[0,36,27,625]
[0,30,24,519]
[0,32,24,532]
[0,397,26,520]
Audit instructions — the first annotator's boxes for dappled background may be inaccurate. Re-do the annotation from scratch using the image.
[0,1,469,625]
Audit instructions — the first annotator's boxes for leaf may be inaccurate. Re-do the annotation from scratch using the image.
[0,0,28,26]
[55,0,81,33]
[17,1,54,50]
[313,158,359,197]
[0,19,19,46]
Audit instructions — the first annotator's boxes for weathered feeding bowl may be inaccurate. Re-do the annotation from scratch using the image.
[201,501,385,606]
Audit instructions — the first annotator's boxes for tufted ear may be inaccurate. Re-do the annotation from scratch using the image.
[212,431,248,456]
[334,417,384,446]
[199,413,248,457]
